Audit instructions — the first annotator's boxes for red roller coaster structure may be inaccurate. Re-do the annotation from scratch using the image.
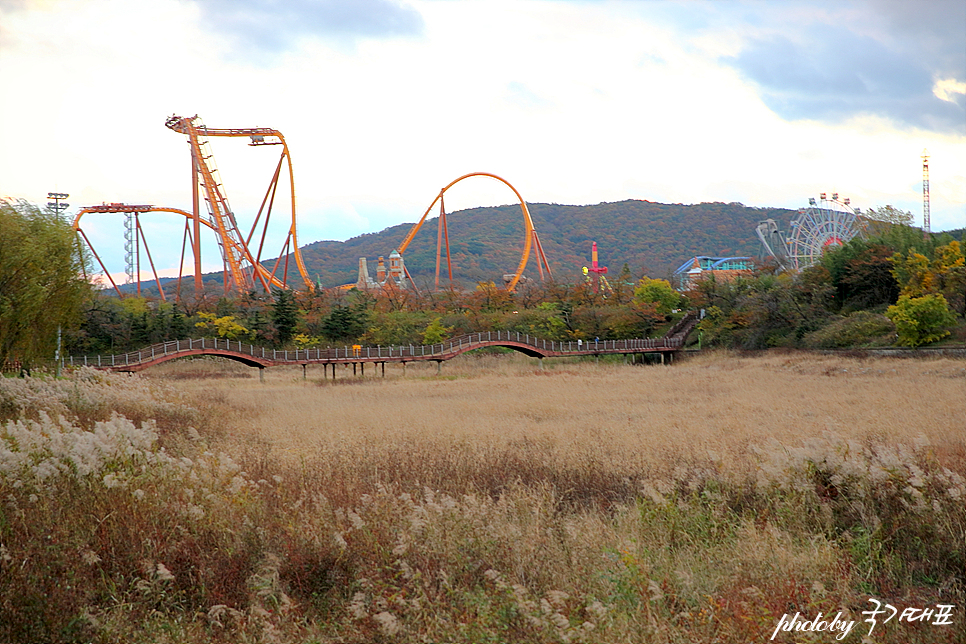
[73,119,553,298]
[396,172,553,291]
[72,115,312,299]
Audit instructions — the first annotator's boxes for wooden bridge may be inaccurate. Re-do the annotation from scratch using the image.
[68,314,698,378]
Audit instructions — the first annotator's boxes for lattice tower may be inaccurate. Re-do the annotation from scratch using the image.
[922,149,931,235]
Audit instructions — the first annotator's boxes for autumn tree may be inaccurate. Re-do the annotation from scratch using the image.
[421,317,453,344]
[886,294,957,347]
[891,241,965,317]
[194,312,250,340]
[633,277,683,316]
[864,204,914,227]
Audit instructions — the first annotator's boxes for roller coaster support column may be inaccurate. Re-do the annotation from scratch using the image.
[191,145,203,293]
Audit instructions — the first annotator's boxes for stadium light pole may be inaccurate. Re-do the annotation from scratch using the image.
[47,191,69,217]
[47,192,70,377]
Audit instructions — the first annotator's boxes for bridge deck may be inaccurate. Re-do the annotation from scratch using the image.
[68,328,692,373]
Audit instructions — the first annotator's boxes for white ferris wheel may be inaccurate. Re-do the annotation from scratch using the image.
[756,193,863,271]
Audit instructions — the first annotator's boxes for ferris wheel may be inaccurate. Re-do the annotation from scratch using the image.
[757,193,863,271]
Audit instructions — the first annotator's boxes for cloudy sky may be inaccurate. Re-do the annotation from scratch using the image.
[1,0,964,278]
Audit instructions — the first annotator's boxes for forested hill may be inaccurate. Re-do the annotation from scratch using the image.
[297,200,799,287]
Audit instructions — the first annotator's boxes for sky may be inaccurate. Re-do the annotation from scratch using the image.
[1,0,964,281]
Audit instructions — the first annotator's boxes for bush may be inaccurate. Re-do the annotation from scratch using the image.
[886,294,957,347]
[801,311,896,349]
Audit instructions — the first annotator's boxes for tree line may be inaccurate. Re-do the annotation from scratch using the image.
[694,209,965,349]
[68,267,685,356]
[4,197,963,371]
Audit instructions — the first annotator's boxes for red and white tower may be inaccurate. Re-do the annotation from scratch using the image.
[922,149,931,236]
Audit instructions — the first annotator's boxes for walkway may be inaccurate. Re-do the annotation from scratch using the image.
[69,313,699,376]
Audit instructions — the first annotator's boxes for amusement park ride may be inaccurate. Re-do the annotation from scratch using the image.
[395,172,553,292]
[755,192,863,272]
[69,114,874,302]
[582,242,612,294]
[71,117,553,300]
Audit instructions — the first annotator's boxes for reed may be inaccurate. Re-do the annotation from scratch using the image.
[1,352,962,643]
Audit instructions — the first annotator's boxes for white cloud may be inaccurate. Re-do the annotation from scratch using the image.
[933,78,966,103]
[2,0,964,285]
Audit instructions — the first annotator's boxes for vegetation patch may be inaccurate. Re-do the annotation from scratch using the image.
[1,355,963,643]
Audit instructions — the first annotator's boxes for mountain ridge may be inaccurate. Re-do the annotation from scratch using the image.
[295,199,799,287]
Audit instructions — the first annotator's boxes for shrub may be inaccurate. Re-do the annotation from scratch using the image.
[886,294,957,347]
[801,311,895,349]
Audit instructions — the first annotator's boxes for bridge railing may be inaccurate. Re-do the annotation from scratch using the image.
[67,331,683,368]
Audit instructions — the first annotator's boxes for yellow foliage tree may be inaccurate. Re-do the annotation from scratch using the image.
[194,312,250,341]
[891,241,966,316]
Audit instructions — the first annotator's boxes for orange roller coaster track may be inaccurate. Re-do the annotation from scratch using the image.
[73,204,229,301]
[397,172,553,291]
[164,114,311,293]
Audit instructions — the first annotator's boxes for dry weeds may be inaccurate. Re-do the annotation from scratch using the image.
[167,350,966,478]
[2,351,963,643]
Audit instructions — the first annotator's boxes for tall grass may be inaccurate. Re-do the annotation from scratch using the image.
[1,353,963,642]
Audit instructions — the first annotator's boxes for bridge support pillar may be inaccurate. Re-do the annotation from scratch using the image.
[353,362,357,376]
[660,353,665,365]
[595,354,599,366]
[435,360,442,375]
[302,364,306,380]
[538,358,544,371]
[361,362,365,377]
[402,362,407,377]
[259,367,265,383]
[381,362,385,378]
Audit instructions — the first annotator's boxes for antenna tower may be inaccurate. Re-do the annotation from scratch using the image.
[922,149,930,236]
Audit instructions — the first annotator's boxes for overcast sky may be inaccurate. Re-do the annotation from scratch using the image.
[1,0,964,279]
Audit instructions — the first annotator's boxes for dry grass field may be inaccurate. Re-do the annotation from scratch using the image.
[159,351,966,488]
[2,351,964,643]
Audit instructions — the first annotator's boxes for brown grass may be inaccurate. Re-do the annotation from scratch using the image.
[167,350,966,478]
[3,351,963,643]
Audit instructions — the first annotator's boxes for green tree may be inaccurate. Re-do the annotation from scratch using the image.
[820,241,899,310]
[272,288,299,346]
[321,305,369,343]
[633,277,682,316]
[885,294,957,347]
[610,263,634,304]
[0,199,92,371]
[421,317,453,344]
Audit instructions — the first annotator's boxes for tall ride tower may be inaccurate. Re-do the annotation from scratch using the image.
[922,149,931,236]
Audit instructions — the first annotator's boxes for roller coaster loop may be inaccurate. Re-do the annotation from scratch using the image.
[396,172,553,291]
